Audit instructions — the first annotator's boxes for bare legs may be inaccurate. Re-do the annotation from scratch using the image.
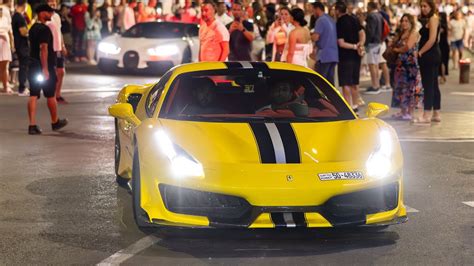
[28,96,59,126]
[0,61,12,93]
[368,63,380,89]
[55,67,65,99]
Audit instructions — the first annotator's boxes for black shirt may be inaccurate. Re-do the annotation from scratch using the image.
[11,12,29,53]
[337,14,362,62]
[60,12,71,34]
[227,20,253,61]
[29,23,56,68]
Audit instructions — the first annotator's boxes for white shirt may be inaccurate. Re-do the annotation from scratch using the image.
[123,6,135,31]
[47,13,63,52]
[216,13,233,26]
[0,5,12,37]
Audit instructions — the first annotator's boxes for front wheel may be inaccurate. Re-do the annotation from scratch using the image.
[115,119,129,187]
[131,148,155,230]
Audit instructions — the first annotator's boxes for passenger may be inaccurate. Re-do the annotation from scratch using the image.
[256,81,308,116]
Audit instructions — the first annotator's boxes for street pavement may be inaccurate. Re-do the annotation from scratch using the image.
[0,63,473,265]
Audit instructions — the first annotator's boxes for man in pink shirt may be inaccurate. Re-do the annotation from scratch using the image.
[47,0,68,104]
[122,0,137,32]
[199,0,229,62]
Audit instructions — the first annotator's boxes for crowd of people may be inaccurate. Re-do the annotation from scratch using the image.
[0,0,473,133]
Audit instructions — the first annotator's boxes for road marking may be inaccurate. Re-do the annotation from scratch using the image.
[399,138,474,143]
[451,92,474,96]
[234,248,282,251]
[463,201,474,208]
[405,205,419,213]
[97,235,159,265]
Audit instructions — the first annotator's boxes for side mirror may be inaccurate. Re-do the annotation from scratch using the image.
[366,102,389,118]
[108,103,141,126]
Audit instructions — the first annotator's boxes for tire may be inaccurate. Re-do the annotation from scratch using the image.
[181,46,192,64]
[115,119,130,187]
[131,147,155,230]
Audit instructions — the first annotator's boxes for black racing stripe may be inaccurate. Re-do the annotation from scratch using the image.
[250,62,269,70]
[270,213,287,228]
[292,212,307,227]
[249,123,276,164]
[275,123,301,163]
[224,62,243,69]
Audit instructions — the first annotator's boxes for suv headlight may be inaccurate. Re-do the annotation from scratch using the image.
[156,130,204,178]
[366,130,393,179]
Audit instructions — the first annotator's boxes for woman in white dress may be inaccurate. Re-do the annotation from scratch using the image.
[286,8,312,67]
[267,6,294,62]
[0,1,13,93]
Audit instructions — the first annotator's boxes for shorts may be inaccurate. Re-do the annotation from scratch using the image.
[56,53,65,68]
[379,42,387,64]
[28,61,57,98]
[366,43,381,65]
[451,39,464,50]
[338,60,361,86]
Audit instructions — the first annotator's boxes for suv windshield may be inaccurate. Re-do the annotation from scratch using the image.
[122,22,198,39]
[160,69,355,122]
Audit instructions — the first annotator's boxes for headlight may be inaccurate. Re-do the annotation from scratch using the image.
[98,42,121,55]
[147,44,180,57]
[156,130,204,177]
[366,130,392,179]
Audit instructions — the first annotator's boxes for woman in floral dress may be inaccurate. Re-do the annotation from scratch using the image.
[391,14,420,120]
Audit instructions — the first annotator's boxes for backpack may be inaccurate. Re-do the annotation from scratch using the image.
[381,18,390,41]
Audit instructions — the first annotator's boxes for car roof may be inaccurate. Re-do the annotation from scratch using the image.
[171,62,317,77]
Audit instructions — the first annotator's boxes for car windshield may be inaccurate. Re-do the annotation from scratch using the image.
[122,22,197,39]
[159,69,355,122]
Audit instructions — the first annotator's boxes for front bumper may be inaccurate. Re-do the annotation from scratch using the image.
[98,50,179,69]
[146,182,406,228]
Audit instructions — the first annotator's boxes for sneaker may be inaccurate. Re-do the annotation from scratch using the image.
[52,118,68,131]
[56,96,68,104]
[363,87,381,95]
[28,125,42,135]
[381,85,393,92]
[18,88,30,97]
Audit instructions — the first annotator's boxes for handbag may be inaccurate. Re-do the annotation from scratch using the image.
[382,45,398,65]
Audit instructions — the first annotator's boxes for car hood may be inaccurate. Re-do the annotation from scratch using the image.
[159,119,389,165]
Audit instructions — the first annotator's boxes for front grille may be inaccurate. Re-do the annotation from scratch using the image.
[321,182,399,225]
[158,183,399,228]
[123,51,139,69]
[159,184,252,222]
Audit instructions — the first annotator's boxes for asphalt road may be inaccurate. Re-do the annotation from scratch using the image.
[0,64,473,265]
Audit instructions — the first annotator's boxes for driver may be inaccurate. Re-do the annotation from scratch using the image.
[182,77,224,115]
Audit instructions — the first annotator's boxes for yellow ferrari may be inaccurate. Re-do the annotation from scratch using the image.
[109,61,407,230]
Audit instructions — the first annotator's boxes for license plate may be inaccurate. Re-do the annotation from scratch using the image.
[318,171,363,181]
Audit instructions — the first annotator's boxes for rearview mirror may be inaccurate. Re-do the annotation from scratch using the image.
[366,102,389,118]
[108,103,141,126]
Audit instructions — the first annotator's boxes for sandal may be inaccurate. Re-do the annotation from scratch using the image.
[411,117,431,125]
[431,117,441,122]
[1,88,14,94]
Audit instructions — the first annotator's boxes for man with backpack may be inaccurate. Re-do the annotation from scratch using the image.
[378,4,392,92]
[363,1,384,95]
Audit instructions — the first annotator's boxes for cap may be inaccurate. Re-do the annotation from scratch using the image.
[35,4,55,14]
